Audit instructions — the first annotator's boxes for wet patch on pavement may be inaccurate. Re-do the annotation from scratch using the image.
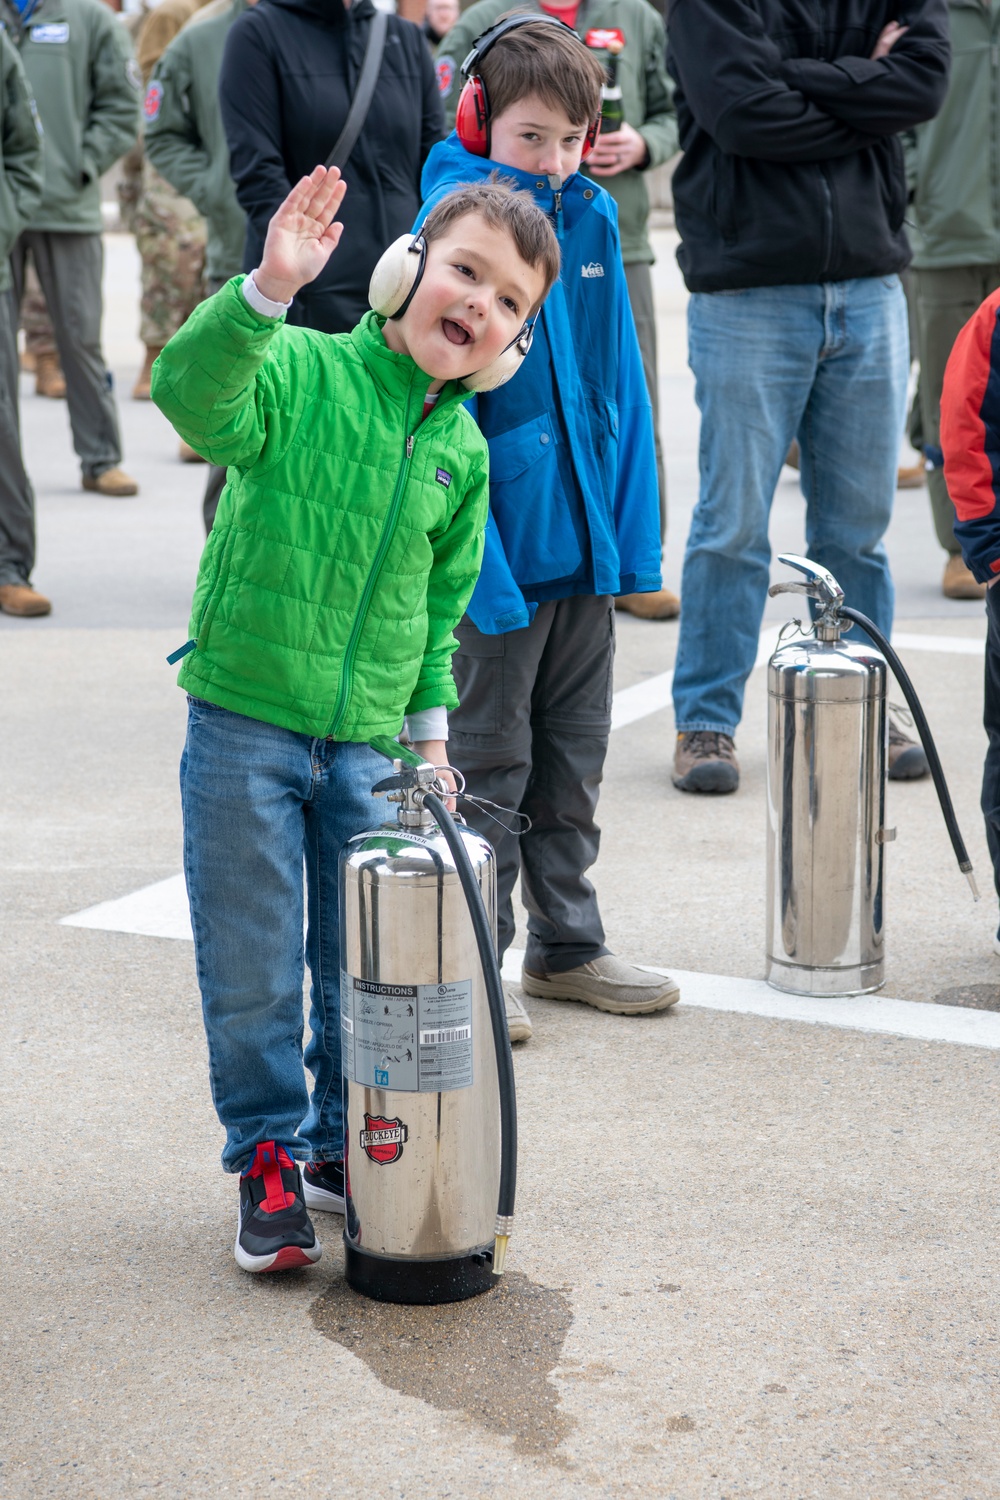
[935,984,1000,1011]
[309,1271,574,1457]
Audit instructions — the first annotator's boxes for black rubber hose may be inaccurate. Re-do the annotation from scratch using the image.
[423,790,517,1235]
[839,605,975,884]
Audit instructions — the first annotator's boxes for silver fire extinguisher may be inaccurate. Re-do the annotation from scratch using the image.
[766,554,977,997]
[340,750,516,1305]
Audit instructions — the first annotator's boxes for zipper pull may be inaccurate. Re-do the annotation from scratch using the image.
[166,638,196,664]
[406,435,414,458]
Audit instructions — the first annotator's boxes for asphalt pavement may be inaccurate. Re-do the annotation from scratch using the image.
[2,231,998,1500]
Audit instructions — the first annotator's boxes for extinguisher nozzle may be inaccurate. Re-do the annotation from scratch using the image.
[492,1234,510,1276]
[962,864,981,901]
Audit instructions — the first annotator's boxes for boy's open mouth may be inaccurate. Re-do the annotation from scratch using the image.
[442,318,473,346]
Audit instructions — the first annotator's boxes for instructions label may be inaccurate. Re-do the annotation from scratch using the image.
[342,974,473,1093]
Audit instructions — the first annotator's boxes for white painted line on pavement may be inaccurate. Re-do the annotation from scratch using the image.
[891,631,984,656]
[610,626,984,732]
[500,951,1000,1052]
[61,892,999,1049]
[610,625,782,731]
[61,873,192,941]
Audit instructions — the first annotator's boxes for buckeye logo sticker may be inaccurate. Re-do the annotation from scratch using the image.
[360,1113,408,1165]
[144,80,163,121]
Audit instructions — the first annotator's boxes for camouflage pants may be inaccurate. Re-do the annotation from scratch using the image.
[133,161,206,349]
[20,256,56,358]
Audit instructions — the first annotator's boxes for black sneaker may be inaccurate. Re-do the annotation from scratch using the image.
[235,1142,322,1273]
[302,1159,346,1215]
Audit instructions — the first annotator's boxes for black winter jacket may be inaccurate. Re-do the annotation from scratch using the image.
[219,0,443,333]
[666,0,950,292]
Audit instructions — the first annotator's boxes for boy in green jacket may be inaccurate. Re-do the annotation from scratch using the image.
[152,166,559,1273]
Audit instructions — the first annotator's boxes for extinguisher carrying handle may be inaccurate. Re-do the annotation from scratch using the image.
[423,789,518,1275]
[839,605,979,901]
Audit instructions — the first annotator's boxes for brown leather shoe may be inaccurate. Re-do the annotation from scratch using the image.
[615,588,680,620]
[179,440,206,464]
[897,459,925,489]
[132,344,163,400]
[35,350,66,399]
[82,466,139,497]
[0,582,51,616]
[942,553,987,600]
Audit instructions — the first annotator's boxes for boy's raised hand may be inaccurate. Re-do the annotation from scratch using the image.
[255,166,348,304]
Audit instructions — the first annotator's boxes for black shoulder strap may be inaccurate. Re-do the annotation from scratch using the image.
[325,9,388,172]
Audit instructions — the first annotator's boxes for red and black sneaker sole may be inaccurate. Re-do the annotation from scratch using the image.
[234,1237,323,1274]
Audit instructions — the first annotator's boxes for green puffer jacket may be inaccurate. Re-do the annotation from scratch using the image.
[437,0,676,266]
[0,29,42,292]
[145,0,247,284]
[0,0,140,234]
[151,280,490,741]
[905,0,1000,269]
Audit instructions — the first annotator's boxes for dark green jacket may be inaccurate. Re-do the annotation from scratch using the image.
[0,28,42,290]
[438,0,677,265]
[151,280,490,740]
[906,0,1000,269]
[0,0,140,233]
[145,0,246,283]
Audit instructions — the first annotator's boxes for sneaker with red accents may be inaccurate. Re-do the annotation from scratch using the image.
[235,1142,322,1273]
[302,1159,345,1214]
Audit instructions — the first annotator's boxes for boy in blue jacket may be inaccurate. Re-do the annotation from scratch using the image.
[419,15,679,1040]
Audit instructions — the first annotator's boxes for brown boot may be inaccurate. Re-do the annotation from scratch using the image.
[0,581,51,616]
[942,553,987,600]
[888,716,929,780]
[179,440,206,464]
[35,351,66,399]
[615,588,680,620]
[672,730,740,794]
[82,467,139,497]
[132,345,163,400]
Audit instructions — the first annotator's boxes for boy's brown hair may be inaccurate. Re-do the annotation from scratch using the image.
[476,13,605,129]
[422,177,561,311]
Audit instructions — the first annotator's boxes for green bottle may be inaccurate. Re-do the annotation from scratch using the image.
[600,40,624,134]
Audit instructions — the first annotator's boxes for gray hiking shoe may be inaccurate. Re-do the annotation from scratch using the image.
[503,984,533,1043]
[672,730,740,794]
[521,955,680,1016]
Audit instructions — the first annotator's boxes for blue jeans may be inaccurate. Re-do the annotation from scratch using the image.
[673,276,909,736]
[180,698,389,1174]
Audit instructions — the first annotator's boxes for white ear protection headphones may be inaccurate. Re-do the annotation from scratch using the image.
[368,229,535,393]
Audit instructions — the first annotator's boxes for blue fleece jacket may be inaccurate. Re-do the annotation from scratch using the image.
[419,136,662,633]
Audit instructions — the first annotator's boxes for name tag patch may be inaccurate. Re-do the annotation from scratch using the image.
[435,467,452,488]
[30,23,69,42]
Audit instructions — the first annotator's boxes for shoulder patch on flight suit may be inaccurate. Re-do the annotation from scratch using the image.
[144,79,163,119]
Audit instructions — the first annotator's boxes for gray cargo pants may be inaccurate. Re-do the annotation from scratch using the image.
[449,594,615,975]
[0,286,36,586]
[11,231,122,479]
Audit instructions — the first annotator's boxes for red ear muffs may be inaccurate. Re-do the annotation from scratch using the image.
[458,14,601,166]
[456,74,491,157]
[581,114,600,160]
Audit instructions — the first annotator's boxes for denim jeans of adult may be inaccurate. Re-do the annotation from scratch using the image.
[982,587,1000,925]
[180,697,389,1174]
[673,276,909,736]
